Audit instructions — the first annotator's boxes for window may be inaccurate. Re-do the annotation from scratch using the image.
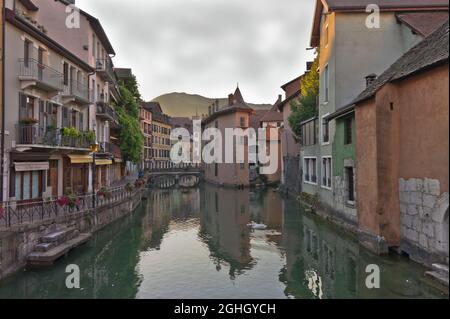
[92,35,96,58]
[62,107,69,128]
[215,163,218,177]
[346,167,355,203]
[322,115,330,144]
[324,64,329,102]
[344,116,353,145]
[322,157,332,189]
[24,39,32,67]
[240,117,246,127]
[19,93,34,121]
[14,171,44,201]
[304,157,317,184]
[301,118,318,146]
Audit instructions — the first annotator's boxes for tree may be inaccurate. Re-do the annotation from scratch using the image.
[119,74,141,102]
[116,84,144,164]
[288,53,320,138]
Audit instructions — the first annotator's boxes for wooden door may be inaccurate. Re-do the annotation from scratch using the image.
[49,160,59,198]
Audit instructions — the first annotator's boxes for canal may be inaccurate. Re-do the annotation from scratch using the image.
[0,185,446,299]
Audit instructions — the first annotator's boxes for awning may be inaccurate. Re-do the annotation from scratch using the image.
[14,162,49,172]
[68,154,93,164]
[95,159,113,166]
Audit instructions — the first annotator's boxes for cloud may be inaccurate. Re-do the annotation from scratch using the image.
[76,0,316,103]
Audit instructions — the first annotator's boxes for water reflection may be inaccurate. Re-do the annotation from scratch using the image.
[0,186,445,299]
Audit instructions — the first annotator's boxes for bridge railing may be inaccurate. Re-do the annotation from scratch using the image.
[0,185,140,229]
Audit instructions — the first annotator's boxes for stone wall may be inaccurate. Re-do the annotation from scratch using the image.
[399,178,449,266]
[333,175,357,224]
[280,156,301,196]
[0,191,143,281]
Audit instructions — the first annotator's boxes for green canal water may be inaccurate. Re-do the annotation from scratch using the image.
[0,186,446,299]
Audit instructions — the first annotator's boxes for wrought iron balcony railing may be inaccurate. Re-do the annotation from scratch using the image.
[16,124,92,150]
[96,58,116,82]
[18,58,64,92]
[63,79,92,104]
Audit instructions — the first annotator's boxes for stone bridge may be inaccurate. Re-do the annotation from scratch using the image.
[147,169,204,189]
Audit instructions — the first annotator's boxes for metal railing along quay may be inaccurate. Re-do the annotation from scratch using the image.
[0,185,141,229]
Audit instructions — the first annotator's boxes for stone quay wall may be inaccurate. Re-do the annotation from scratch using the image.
[0,191,143,281]
[399,178,449,266]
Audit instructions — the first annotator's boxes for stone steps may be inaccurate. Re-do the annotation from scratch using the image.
[40,227,78,245]
[27,233,92,267]
[425,263,449,289]
[432,263,449,277]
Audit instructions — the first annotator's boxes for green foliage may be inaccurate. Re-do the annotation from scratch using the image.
[119,74,141,102]
[288,53,320,138]
[61,127,80,138]
[83,130,96,144]
[119,85,140,119]
[116,84,144,164]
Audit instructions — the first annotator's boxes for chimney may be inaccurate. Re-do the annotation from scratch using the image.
[228,94,234,107]
[278,94,282,103]
[365,74,377,87]
[215,99,220,112]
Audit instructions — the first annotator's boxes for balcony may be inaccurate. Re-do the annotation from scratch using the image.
[96,58,116,83]
[18,59,63,93]
[96,103,117,123]
[16,125,92,150]
[63,80,92,105]
[98,142,122,159]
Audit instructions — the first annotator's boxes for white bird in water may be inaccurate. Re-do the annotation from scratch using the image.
[247,221,268,230]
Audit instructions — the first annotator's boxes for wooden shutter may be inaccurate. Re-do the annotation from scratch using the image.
[39,100,45,128]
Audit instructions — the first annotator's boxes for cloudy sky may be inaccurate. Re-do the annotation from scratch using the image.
[76,0,316,104]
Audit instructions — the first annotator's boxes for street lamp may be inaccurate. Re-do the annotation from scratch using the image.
[90,143,99,208]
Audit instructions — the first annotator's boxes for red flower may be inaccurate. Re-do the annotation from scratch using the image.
[57,197,69,207]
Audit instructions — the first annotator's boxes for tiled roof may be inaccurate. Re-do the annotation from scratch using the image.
[310,0,449,47]
[261,97,284,123]
[353,20,449,105]
[396,12,450,37]
[325,0,449,11]
[277,91,301,112]
[249,110,268,129]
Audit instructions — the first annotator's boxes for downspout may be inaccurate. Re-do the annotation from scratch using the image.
[1,1,6,202]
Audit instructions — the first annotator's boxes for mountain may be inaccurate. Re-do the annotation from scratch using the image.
[152,92,272,118]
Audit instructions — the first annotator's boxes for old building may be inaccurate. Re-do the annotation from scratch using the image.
[0,0,4,200]
[202,86,254,187]
[277,74,303,194]
[353,22,448,265]
[141,102,171,170]
[139,102,153,169]
[0,0,127,201]
[258,96,283,184]
[306,0,448,229]
[3,1,95,199]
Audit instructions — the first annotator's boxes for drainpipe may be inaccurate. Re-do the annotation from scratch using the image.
[1,1,6,202]
[87,70,95,194]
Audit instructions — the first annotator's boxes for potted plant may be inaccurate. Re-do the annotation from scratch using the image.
[125,183,134,193]
[57,196,69,207]
[67,194,81,209]
[97,187,111,200]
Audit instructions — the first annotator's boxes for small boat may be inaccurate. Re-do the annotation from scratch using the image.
[247,221,268,230]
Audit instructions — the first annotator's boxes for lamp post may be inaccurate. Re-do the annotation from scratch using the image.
[90,143,99,209]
